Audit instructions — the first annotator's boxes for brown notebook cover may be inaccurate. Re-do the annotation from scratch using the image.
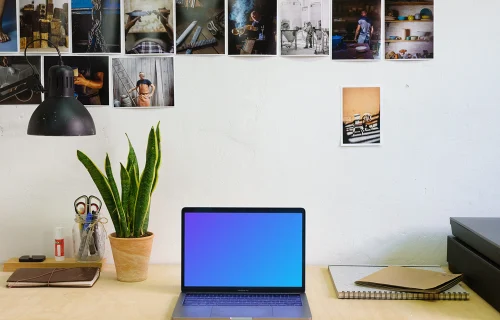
[6,267,100,288]
[355,266,463,294]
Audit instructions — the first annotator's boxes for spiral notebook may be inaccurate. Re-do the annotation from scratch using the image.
[328,265,470,300]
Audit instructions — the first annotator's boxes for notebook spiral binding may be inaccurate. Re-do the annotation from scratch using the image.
[339,291,470,300]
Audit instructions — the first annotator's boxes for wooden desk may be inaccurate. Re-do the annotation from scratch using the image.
[0,265,498,320]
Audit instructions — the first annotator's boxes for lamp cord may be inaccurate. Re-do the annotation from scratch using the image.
[23,39,63,77]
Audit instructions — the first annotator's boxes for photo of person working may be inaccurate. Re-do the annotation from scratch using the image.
[354,10,373,43]
[128,72,155,107]
[124,8,174,54]
[44,55,109,106]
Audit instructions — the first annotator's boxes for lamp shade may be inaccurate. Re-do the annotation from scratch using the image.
[27,64,96,136]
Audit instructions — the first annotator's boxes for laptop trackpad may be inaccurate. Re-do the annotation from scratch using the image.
[211,306,273,317]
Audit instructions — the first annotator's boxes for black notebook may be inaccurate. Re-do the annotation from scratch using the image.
[6,267,100,288]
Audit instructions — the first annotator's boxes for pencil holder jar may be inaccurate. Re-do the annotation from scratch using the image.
[72,213,107,262]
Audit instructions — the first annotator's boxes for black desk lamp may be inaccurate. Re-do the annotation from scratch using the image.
[0,39,96,136]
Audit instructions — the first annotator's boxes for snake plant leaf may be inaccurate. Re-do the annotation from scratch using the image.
[120,163,131,230]
[128,165,139,235]
[77,150,121,236]
[134,126,158,237]
[143,205,150,234]
[105,154,129,237]
[151,122,161,193]
[125,133,140,183]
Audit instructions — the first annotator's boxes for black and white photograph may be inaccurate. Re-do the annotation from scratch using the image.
[124,0,174,54]
[112,57,174,108]
[72,0,121,53]
[279,0,329,56]
[19,0,70,52]
[44,55,109,106]
[0,56,42,105]
[341,86,381,146]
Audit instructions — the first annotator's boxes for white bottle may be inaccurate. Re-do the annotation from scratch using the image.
[55,227,65,261]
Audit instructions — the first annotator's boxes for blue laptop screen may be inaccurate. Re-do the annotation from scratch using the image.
[183,212,303,288]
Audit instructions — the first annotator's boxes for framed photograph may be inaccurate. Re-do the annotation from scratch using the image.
[0,0,18,52]
[279,0,329,56]
[228,0,277,55]
[112,56,174,108]
[341,86,381,146]
[175,0,224,54]
[385,1,434,59]
[124,0,174,54]
[331,0,382,60]
[19,0,69,53]
[72,0,121,53]
[44,55,109,106]
[0,55,42,105]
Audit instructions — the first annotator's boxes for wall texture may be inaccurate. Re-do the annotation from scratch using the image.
[0,0,499,266]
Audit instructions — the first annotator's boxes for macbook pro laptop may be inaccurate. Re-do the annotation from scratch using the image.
[172,207,312,320]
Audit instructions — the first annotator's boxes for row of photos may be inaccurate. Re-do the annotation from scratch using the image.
[0,55,380,147]
[0,0,434,59]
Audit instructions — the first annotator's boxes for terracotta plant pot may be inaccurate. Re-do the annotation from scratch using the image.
[108,232,154,282]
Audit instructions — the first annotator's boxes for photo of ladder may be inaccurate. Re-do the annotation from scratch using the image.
[112,58,136,107]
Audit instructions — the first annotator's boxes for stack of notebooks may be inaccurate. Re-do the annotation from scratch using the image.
[329,265,469,300]
[6,267,100,288]
[448,217,500,311]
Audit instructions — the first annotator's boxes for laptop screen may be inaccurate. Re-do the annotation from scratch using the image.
[182,208,305,292]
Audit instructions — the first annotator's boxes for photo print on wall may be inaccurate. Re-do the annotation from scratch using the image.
[72,0,121,53]
[0,0,18,52]
[124,0,174,54]
[0,56,42,105]
[341,86,381,146]
[279,0,329,56]
[19,0,70,52]
[331,0,382,60]
[175,0,225,54]
[228,0,277,55]
[385,1,433,59]
[112,57,174,108]
[44,55,109,106]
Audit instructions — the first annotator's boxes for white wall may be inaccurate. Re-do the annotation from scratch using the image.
[1,0,500,266]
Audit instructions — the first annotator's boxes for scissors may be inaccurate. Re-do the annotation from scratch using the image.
[74,195,102,258]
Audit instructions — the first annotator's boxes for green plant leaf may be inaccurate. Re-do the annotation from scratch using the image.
[77,150,121,236]
[105,154,129,237]
[125,133,140,183]
[128,165,139,235]
[151,122,161,193]
[120,163,131,230]
[143,205,150,234]
[134,127,158,237]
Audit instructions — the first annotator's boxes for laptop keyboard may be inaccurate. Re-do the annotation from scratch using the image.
[183,293,303,306]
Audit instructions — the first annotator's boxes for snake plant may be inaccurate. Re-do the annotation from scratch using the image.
[76,122,161,238]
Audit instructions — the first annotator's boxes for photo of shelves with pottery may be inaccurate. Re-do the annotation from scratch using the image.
[385,1,433,60]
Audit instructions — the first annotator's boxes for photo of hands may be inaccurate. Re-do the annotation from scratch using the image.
[124,0,174,54]
[44,55,109,106]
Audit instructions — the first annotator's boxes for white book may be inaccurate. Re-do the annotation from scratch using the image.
[328,265,470,300]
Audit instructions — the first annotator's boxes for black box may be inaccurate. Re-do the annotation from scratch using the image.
[447,235,500,312]
[450,217,500,266]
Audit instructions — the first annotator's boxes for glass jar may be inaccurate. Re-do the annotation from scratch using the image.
[72,213,106,262]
